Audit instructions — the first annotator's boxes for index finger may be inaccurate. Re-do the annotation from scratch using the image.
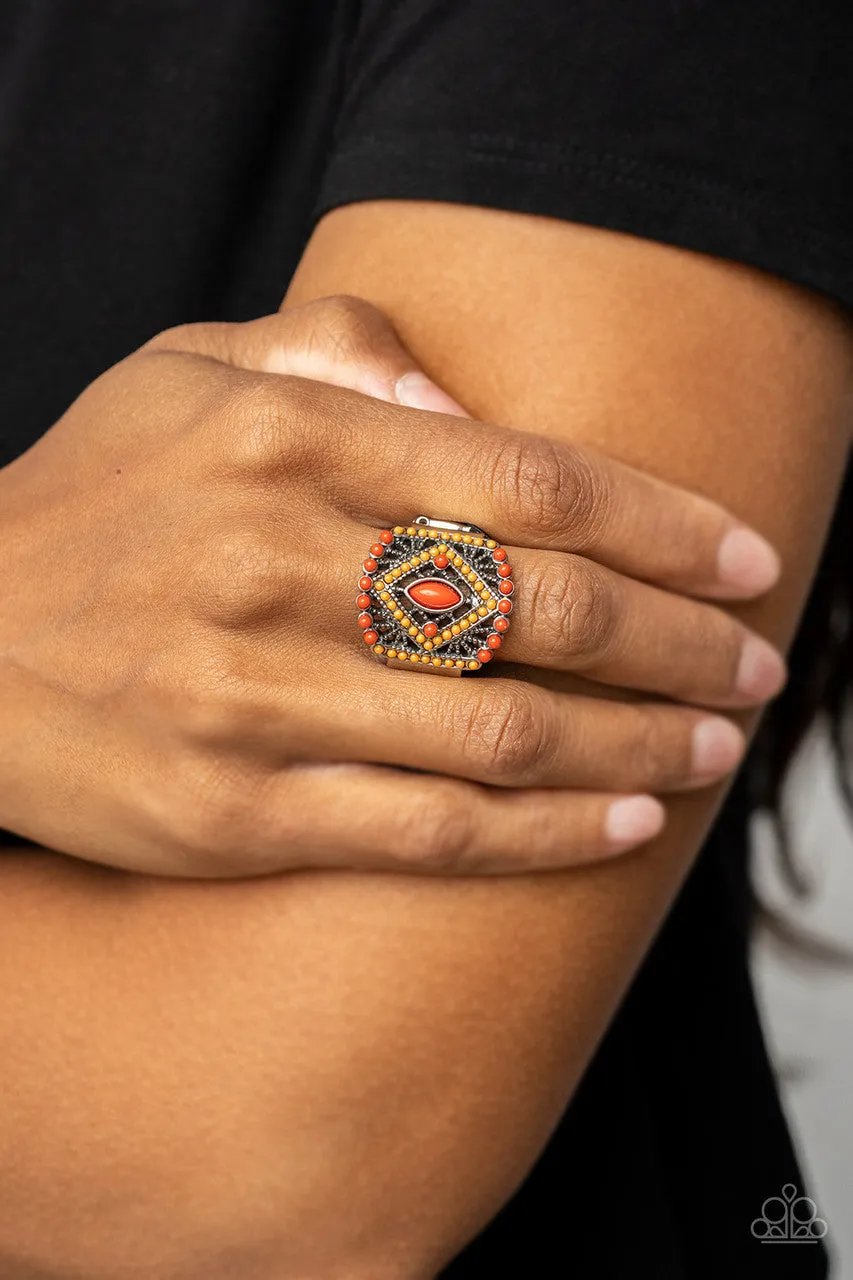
[364,415,780,600]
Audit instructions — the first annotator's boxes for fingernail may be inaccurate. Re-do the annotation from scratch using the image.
[716,526,781,595]
[691,716,745,779]
[735,635,787,700]
[604,795,666,849]
[395,372,468,416]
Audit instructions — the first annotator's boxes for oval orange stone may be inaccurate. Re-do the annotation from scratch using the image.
[405,577,463,612]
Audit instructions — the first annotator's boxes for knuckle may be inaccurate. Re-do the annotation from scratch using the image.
[625,708,689,789]
[457,686,555,783]
[489,435,607,543]
[528,557,614,663]
[182,763,269,866]
[223,376,325,475]
[401,799,477,873]
[226,379,289,467]
[190,528,291,627]
[307,294,381,359]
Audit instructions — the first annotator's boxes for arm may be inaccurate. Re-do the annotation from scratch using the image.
[2,212,850,1279]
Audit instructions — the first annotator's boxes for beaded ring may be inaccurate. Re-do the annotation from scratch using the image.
[356,516,513,675]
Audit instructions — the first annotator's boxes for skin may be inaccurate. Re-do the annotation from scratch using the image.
[0,300,782,878]
[1,209,851,1279]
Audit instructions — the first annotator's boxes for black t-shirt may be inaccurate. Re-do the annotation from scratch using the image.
[1,2,847,1275]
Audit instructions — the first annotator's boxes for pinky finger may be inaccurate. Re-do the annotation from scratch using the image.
[244,765,666,876]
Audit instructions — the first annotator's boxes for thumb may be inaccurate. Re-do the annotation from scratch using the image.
[148,296,469,417]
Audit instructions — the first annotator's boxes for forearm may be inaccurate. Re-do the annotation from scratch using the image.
[0,847,627,1280]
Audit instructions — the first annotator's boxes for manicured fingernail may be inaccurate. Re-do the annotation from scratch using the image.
[604,795,666,849]
[716,526,781,595]
[735,635,787,700]
[395,372,468,416]
[691,716,745,779]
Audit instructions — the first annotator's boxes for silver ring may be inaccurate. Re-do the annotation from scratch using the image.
[356,516,514,675]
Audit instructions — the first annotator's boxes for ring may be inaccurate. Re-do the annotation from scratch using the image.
[356,516,514,675]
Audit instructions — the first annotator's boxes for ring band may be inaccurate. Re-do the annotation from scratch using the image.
[356,516,514,675]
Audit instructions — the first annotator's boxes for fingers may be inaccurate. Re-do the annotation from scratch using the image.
[145,306,779,602]
[495,548,787,706]
[235,762,667,876]
[319,523,785,711]
[146,298,469,415]
[365,420,781,601]
[295,670,746,795]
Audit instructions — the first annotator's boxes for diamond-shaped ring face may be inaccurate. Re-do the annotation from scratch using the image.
[356,520,514,674]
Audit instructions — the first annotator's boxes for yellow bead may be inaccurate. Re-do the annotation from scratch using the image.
[444,658,454,667]
[459,620,469,630]
[451,533,462,541]
[423,640,434,650]
[373,644,385,655]
[452,554,464,565]
[432,657,442,666]
[487,598,497,609]
[420,654,431,664]
[478,605,489,616]
[393,526,405,535]
[467,612,478,624]
[467,660,480,670]
[393,609,404,620]
[400,561,411,572]
[420,551,430,562]
[437,543,448,552]
[474,537,484,546]
[391,568,401,578]
[462,534,472,543]
[416,633,426,644]
[383,573,394,583]
[380,590,391,600]
[387,648,397,658]
[486,540,497,548]
[410,652,420,661]
[442,629,452,640]
[408,625,418,636]
[455,659,465,668]
[407,526,417,535]
[451,624,461,635]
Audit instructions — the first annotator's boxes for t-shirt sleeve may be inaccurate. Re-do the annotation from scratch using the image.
[316,0,853,310]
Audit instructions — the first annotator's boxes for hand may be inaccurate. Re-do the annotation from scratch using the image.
[0,297,784,877]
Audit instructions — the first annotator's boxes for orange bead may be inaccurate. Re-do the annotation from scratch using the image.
[358,576,373,591]
[363,558,377,573]
[498,598,513,614]
[422,622,438,638]
[406,578,463,610]
[497,563,513,578]
[495,616,510,632]
[356,593,371,609]
[434,554,449,569]
[370,544,385,558]
[493,548,508,562]
[477,649,493,663]
[363,630,378,645]
[379,530,394,544]
[499,581,514,595]
[358,613,373,629]
[487,633,502,649]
